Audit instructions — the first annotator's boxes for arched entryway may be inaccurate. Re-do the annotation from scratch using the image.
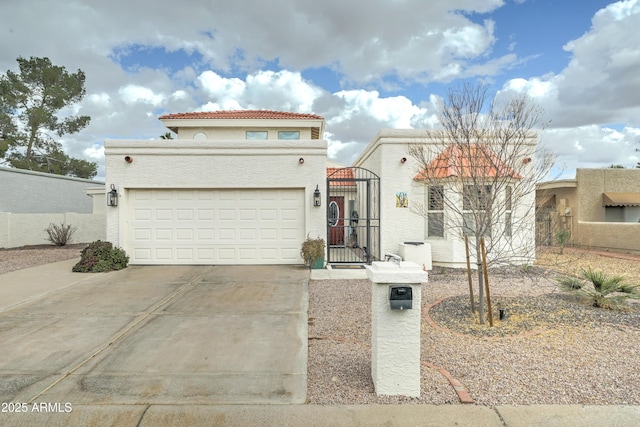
[326,167,380,264]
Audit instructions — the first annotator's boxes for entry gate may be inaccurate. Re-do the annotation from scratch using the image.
[326,167,380,264]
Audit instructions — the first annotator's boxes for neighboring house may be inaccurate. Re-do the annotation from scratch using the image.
[0,166,106,247]
[353,129,537,268]
[536,168,640,254]
[104,110,327,265]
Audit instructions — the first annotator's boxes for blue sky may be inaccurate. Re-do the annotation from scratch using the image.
[1,0,639,180]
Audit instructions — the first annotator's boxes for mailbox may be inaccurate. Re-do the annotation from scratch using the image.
[389,286,412,310]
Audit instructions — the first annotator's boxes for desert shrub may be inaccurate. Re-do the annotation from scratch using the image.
[45,223,77,246]
[72,240,129,273]
[300,235,325,268]
[554,228,570,254]
[558,267,640,310]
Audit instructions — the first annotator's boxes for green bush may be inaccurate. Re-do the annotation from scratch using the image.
[558,267,640,310]
[72,240,129,273]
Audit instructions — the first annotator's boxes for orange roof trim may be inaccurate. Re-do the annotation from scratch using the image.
[327,168,355,186]
[159,110,324,120]
[414,144,523,181]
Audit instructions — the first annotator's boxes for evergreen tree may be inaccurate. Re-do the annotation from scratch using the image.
[0,56,96,178]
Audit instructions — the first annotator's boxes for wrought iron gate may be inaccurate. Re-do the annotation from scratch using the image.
[326,167,380,264]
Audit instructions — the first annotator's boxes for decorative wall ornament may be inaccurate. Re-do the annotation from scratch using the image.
[396,192,408,208]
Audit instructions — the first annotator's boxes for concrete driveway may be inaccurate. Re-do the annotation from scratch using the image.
[0,262,309,406]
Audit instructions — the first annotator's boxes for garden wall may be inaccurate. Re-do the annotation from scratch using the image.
[0,212,106,248]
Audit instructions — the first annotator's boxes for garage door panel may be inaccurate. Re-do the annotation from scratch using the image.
[128,188,305,265]
[197,209,214,220]
[155,209,172,220]
[219,229,235,240]
[219,209,235,220]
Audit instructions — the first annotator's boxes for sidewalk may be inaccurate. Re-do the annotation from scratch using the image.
[3,403,640,426]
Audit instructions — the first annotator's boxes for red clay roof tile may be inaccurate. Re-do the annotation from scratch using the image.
[414,144,523,180]
[159,110,324,120]
[327,167,356,186]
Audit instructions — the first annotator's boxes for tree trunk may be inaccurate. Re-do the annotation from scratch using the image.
[476,244,485,324]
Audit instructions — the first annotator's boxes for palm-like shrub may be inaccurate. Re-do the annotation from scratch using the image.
[559,267,640,310]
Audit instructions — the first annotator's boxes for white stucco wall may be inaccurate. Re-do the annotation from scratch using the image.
[0,212,106,248]
[0,167,103,214]
[354,129,537,267]
[104,139,327,259]
[355,130,426,259]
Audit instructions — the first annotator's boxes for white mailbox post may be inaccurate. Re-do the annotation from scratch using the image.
[366,259,428,397]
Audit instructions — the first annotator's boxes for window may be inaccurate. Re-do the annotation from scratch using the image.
[463,185,491,237]
[246,131,268,140]
[278,131,300,140]
[463,185,491,210]
[328,201,339,226]
[427,186,444,237]
[505,186,512,237]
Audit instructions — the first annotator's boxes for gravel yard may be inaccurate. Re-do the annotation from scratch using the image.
[0,244,84,275]
[308,249,640,406]
[2,244,640,406]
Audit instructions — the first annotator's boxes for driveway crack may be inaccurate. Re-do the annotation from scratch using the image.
[27,268,212,403]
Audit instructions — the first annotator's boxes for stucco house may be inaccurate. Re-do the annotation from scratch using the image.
[536,168,640,254]
[353,129,537,268]
[105,111,539,268]
[104,110,327,265]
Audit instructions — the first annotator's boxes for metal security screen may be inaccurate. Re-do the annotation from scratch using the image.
[326,167,380,264]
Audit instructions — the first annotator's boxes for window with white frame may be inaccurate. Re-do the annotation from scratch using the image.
[427,186,444,237]
[278,131,300,140]
[246,131,268,140]
[463,185,492,237]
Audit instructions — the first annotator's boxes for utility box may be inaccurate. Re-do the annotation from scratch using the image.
[366,260,428,397]
[399,242,432,271]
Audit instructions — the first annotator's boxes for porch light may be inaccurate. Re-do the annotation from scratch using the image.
[313,185,321,207]
[107,184,118,207]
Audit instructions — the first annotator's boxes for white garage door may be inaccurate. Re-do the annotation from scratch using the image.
[128,189,305,265]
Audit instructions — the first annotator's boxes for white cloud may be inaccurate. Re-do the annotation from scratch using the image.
[1,0,638,179]
[118,85,164,106]
[543,125,640,175]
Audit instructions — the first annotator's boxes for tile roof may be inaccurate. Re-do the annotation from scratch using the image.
[414,144,523,181]
[327,167,355,186]
[159,110,324,120]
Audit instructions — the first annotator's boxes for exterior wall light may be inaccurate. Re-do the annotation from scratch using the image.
[299,157,304,164]
[107,184,118,207]
[400,157,407,163]
[313,185,321,207]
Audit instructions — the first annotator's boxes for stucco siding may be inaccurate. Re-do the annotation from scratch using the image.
[575,221,640,254]
[0,167,102,214]
[577,169,640,222]
[104,139,327,260]
[0,212,105,248]
[355,129,537,267]
[355,132,426,259]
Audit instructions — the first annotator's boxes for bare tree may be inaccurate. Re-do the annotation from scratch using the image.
[409,82,554,324]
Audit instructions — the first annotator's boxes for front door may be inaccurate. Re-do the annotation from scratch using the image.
[328,196,344,246]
